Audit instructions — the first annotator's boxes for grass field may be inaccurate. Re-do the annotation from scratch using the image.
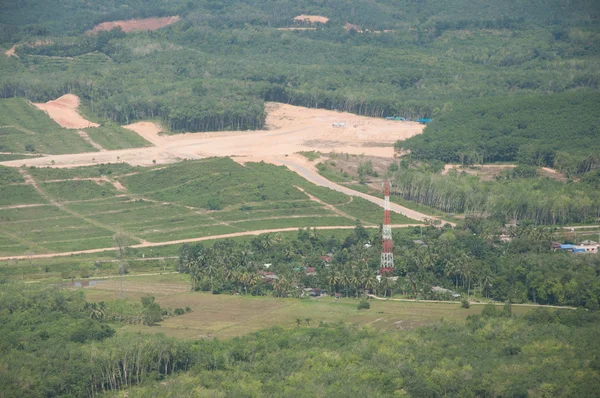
[0,97,150,155]
[0,158,418,257]
[78,273,534,339]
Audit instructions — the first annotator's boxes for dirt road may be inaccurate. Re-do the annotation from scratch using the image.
[0,224,423,261]
[275,156,452,224]
[1,101,423,168]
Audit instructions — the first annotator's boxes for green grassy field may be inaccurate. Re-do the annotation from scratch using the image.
[0,159,418,257]
[0,98,150,155]
[78,275,534,339]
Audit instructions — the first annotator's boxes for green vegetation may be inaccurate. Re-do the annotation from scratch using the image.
[0,98,150,155]
[179,221,600,309]
[396,91,600,174]
[0,98,98,154]
[1,0,598,133]
[83,124,151,150]
[390,165,600,224]
[5,283,596,397]
[0,158,415,256]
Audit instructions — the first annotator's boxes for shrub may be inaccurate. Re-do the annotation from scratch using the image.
[174,308,185,315]
[461,299,471,309]
[357,299,370,310]
[185,306,192,313]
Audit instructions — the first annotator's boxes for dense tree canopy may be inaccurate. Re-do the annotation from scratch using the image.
[1,0,598,133]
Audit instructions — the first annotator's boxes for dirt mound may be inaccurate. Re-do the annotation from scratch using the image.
[294,15,329,24]
[88,16,180,34]
[123,121,163,145]
[34,94,100,129]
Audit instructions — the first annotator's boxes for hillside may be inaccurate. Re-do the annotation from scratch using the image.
[1,0,598,136]
[395,91,600,173]
[0,158,414,257]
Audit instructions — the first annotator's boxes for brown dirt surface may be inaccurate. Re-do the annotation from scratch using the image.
[2,102,424,168]
[77,130,105,151]
[34,94,100,129]
[88,16,181,34]
[293,15,329,24]
[5,45,17,57]
[123,121,163,145]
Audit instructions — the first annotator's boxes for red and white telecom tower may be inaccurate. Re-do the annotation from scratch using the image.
[380,179,394,275]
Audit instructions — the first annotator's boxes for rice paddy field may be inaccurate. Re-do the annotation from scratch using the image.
[80,272,534,340]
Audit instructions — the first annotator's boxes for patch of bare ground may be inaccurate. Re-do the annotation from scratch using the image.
[2,102,423,168]
[4,45,17,57]
[88,16,180,34]
[4,40,52,58]
[443,164,567,182]
[122,121,163,145]
[77,130,105,151]
[33,94,100,129]
[293,15,329,24]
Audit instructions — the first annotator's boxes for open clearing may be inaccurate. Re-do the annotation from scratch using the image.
[0,158,422,258]
[87,16,181,34]
[34,94,100,129]
[80,274,534,339]
[1,99,423,168]
[293,15,329,24]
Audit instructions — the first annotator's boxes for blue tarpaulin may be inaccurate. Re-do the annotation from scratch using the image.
[417,118,432,124]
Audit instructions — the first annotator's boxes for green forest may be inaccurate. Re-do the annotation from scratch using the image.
[1,0,598,133]
[395,91,600,173]
[2,280,599,397]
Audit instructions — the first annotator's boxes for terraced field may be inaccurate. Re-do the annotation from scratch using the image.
[0,158,416,257]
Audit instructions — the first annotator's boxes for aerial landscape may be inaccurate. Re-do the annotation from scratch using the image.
[0,0,599,396]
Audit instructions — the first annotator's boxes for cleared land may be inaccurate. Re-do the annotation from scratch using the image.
[1,100,424,167]
[34,94,99,129]
[87,16,181,34]
[0,158,419,258]
[0,97,150,155]
[80,274,534,339]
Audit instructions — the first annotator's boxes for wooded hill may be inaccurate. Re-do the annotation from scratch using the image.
[395,91,600,174]
[1,0,598,133]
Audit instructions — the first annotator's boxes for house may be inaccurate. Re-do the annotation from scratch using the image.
[320,255,333,263]
[305,267,317,276]
[304,288,324,297]
[574,243,599,254]
[258,270,279,281]
[431,286,461,298]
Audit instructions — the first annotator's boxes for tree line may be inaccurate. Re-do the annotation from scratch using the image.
[390,165,600,225]
[179,222,600,309]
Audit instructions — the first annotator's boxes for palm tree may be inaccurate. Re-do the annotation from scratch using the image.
[305,317,311,327]
[327,269,340,295]
[295,318,302,327]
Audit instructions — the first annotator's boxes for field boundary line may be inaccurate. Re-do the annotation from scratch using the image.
[17,169,147,245]
[367,294,577,310]
[0,224,423,260]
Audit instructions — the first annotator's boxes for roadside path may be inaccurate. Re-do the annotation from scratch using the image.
[276,157,453,225]
[0,224,423,261]
[367,294,577,309]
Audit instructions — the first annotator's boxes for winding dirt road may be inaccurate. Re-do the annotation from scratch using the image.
[0,224,423,261]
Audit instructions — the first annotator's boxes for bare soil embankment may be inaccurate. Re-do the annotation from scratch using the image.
[34,94,100,129]
[88,16,180,34]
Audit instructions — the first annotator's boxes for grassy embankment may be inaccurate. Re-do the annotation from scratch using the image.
[0,97,150,156]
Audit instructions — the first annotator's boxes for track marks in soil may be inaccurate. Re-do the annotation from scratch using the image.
[17,169,146,244]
